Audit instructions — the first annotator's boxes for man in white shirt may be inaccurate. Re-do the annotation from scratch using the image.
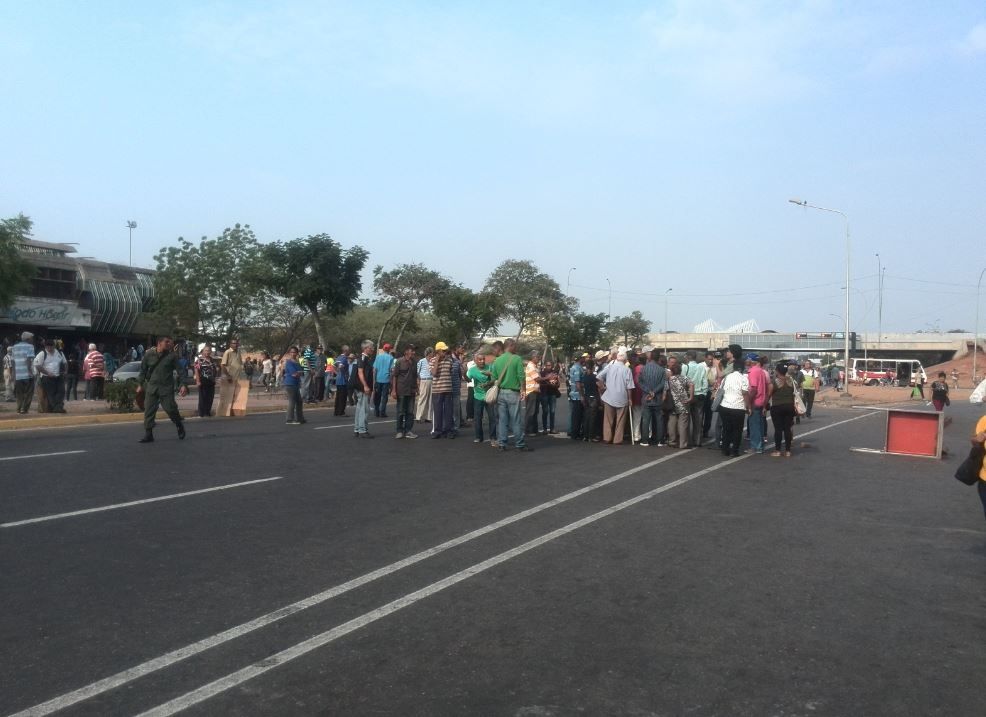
[34,338,67,413]
[596,348,635,444]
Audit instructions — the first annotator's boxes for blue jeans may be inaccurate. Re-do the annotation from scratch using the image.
[355,391,370,434]
[748,407,765,452]
[373,382,390,416]
[497,389,525,448]
[539,392,556,431]
[474,398,496,441]
[640,404,663,444]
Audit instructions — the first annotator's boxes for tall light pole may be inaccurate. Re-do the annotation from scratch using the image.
[875,253,882,351]
[664,288,672,355]
[790,198,851,396]
[605,277,612,319]
[567,267,576,296]
[975,268,986,386]
[126,220,137,267]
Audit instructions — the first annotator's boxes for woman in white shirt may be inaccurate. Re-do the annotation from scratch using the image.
[718,361,750,457]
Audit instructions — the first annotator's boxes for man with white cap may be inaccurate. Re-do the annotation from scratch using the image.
[83,342,106,400]
[596,347,636,444]
[11,331,37,414]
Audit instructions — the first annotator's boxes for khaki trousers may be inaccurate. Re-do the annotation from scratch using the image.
[415,378,433,421]
[602,402,628,444]
[668,411,690,448]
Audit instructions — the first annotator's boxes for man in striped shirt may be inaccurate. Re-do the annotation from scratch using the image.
[11,332,37,414]
[84,343,106,400]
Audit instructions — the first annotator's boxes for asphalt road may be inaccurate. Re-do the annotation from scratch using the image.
[2,400,985,716]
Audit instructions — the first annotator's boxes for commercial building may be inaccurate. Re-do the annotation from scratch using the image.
[0,238,162,360]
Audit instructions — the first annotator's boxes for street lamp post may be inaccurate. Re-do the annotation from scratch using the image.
[870,253,883,362]
[605,277,612,320]
[664,288,672,355]
[975,268,986,387]
[790,198,851,397]
[126,220,137,267]
[567,267,576,296]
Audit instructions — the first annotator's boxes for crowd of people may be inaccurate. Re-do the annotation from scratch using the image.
[290,338,824,459]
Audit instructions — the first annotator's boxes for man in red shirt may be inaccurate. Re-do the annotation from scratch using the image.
[745,353,768,454]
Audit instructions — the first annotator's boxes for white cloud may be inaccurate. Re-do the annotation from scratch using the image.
[638,0,842,103]
[958,22,986,56]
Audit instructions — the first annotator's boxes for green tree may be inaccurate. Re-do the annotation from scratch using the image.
[372,263,450,348]
[153,224,270,346]
[240,295,310,356]
[265,234,369,350]
[483,259,567,339]
[605,310,651,348]
[0,214,38,309]
[432,285,503,348]
[556,312,608,357]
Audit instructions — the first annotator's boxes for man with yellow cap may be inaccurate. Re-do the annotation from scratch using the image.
[429,341,455,438]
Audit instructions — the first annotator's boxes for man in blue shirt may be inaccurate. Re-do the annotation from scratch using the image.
[568,353,586,440]
[372,343,395,417]
[333,345,349,416]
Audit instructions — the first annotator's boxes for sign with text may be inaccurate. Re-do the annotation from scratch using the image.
[0,298,91,327]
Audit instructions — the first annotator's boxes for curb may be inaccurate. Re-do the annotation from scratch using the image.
[0,405,325,432]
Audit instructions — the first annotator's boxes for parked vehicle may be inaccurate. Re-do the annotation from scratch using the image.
[849,358,926,386]
[109,361,142,383]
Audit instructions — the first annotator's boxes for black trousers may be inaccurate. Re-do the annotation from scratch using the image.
[719,407,746,455]
[582,397,599,440]
[466,386,475,419]
[803,389,815,417]
[198,381,215,417]
[334,385,348,415]
[770,404,796,451]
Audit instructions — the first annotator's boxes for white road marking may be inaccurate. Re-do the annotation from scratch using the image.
[313,420,394,430]
[0,450,86,462]
[10,412,874,717]
[0,477,283,529]
[7,452,686,717]
[136,411,877,716]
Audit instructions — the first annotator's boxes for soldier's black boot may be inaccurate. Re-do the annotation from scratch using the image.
[176,421,185,440]
[139,431,154,443]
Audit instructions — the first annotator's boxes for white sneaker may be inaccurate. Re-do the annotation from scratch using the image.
[639,442,649,446]
[404,432,418,439]
[395,433,404,439]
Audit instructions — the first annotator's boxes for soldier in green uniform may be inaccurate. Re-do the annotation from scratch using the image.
[137,336,188,443]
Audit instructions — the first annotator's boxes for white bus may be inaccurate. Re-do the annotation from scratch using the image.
[849,358,927,386]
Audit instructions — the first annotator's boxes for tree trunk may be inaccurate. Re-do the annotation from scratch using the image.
[311,307,327,350]
[393,313,414,350]
[377,303,405,347]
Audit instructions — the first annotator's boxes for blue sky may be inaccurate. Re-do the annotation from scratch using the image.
[2,1,984,334]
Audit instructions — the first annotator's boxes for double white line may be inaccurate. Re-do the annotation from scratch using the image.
[9,413,875,717]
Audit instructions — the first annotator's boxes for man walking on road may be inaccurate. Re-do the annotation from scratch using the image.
[333,346,350,416]
[137,336,188,443]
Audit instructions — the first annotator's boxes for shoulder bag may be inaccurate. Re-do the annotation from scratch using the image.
[955,443,985,486]
[484,357,512,405]
[793,378,807,416]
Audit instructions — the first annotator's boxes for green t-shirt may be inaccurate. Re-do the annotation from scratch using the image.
[467,364,493,400]
[490,353,524,391]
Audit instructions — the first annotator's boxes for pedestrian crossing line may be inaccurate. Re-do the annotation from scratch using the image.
[0,450,86,462]
[0,477,283,529]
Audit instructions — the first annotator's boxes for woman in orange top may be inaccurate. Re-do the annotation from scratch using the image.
[972,416,986,520]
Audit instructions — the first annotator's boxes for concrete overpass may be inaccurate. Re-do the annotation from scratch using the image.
[641,332,980,363]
